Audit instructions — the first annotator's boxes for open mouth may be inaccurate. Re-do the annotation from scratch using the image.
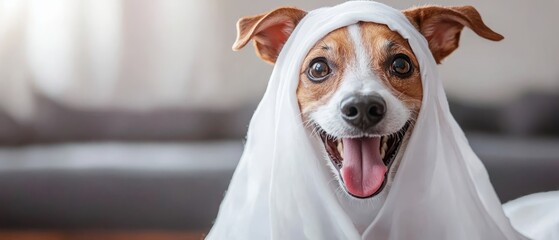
[320,123,410,198]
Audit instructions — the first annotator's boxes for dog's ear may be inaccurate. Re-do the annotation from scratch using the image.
[403,5,504,64]
[233,7,307,64]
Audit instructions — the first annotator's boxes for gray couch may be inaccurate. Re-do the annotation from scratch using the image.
[0,95,558,230]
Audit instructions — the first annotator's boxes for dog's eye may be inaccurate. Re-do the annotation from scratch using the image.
[307,58,331,82]
[390,54,413,77]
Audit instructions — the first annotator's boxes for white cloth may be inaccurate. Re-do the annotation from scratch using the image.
[207,1,528,239]
[504,191,559,240]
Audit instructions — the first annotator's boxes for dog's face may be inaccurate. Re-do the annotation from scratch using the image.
[234,5,502,199]
[297,23,422,198]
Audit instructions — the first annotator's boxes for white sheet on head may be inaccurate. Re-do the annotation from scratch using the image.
[207,1,529,239]
[504,191,559,240]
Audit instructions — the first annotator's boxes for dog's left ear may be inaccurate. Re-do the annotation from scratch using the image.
[403,6,504,64]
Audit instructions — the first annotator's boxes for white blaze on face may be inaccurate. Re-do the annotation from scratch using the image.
[310,24,410,138]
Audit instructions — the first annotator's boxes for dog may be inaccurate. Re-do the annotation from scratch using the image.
[232,4,503,233]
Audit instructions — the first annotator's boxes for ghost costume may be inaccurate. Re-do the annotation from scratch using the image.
[207,1,554,239]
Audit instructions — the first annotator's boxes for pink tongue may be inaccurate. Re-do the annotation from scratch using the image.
[340,137,387,198]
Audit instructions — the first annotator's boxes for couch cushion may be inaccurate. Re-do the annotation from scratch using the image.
[0,97,256,145]
[0,135,557,229]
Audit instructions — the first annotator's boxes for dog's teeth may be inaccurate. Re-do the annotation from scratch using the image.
[380,141,388,159]
[337,140,343,153]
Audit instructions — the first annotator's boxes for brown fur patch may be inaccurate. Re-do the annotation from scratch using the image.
[296,27,354,118]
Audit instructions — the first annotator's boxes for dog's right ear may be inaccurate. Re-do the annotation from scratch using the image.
[233,7,307,64]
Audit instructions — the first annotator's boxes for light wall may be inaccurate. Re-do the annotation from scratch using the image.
[0,0,558,121]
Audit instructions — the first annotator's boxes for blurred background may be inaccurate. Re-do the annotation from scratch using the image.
[0,0,558,239]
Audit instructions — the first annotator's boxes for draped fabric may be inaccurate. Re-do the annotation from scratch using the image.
[504,191,559,240]
[207,1,528,239]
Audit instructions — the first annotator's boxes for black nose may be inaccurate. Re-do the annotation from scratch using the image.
[340,94,386,130]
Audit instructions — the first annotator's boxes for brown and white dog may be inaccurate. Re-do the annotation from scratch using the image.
[233,4,503,233]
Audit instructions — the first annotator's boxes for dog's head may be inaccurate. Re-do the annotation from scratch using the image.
[234,5,502,199]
